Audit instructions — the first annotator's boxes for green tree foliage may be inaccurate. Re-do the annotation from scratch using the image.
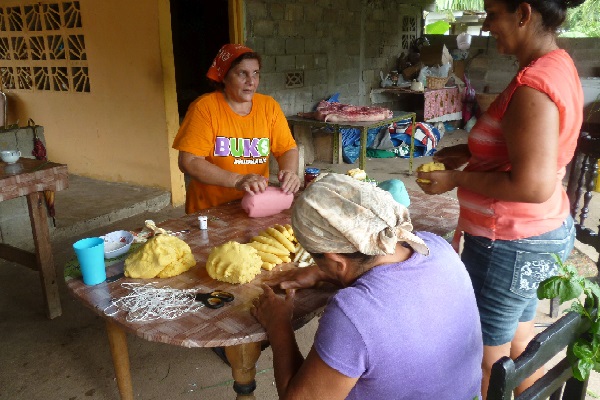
[562,0,600,37]
[435,0,483,11]
[434,0,599,37]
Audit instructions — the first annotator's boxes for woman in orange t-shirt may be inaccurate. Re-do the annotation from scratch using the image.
[417,0,585,397]
[172,44,300,214]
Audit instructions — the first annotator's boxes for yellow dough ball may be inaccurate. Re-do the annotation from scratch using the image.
[347,168,367,181]
[124,235,196,279]
[416,162,445,183]
[205,241,263,284]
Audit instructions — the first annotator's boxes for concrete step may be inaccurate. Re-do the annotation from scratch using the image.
[50,174,171,242]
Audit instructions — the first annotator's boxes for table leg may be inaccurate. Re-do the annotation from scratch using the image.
[106,320,134,400]
[359,128,367,171]
[332,126,341,164]
[26,191,61,319]
[225,342,262,400]
[409,114,416,174]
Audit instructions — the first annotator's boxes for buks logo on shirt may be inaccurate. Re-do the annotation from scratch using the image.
[214,136,270,165]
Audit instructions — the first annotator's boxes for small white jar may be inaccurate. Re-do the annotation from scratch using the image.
[198,215,208,230]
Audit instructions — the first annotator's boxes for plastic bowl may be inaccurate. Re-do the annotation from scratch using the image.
[101,230,134,259]
[1,150,21,164]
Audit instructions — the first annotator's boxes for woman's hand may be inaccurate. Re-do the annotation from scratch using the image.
[264,264,326,290]
[234,173,268,194]
[417,170,458,195]
[278,169,301,194]
[251,284,295,332]
[432,144,470,170]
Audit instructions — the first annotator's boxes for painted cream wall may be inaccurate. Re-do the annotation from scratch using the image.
[159,0,186,206]
[4,0,185,204]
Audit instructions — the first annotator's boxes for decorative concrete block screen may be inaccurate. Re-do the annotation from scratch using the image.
[401,15,417,52]
[0,1,89,93]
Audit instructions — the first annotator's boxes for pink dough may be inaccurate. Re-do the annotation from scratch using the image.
[241,187,294,218]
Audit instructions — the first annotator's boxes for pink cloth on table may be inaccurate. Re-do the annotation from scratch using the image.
[423,87,462,121]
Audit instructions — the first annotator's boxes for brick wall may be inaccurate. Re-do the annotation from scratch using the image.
[243,1,600,143]
[244,1,599,119]
[245,0,432,116]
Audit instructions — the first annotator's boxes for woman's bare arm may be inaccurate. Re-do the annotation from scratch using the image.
[253,285,357,400]
[178,151,267,193]
[275,147,301,194]
[419,86,559,203]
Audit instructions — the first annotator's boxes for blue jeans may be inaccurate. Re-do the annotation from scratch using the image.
[461,216,575,346]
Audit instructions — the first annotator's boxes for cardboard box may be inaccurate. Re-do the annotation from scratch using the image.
[313,129,342,164]
[419,44,453,67]
[453,59,466,81]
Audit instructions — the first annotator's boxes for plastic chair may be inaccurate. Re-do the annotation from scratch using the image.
[486,311,590,400]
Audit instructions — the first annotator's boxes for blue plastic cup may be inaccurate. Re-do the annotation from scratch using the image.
[73,237,106,285]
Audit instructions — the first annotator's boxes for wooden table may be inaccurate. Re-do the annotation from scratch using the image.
[65,189,459,399]
[0,158,69,319]
[287,111,417,172]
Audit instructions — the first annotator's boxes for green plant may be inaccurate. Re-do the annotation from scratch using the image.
[537,255,600,381]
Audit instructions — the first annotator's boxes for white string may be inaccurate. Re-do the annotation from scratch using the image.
[104,282,204,322]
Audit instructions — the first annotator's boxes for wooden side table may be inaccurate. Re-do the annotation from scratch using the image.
[287,111,417,172]
[0,158,68,319]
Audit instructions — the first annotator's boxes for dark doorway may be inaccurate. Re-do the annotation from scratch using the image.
[170,0,229,117]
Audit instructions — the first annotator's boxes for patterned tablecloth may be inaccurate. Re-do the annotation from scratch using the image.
[370,87,463,123]
[423,86,462,122]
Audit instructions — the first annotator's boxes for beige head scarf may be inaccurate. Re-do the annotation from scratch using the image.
[292,173,429,256]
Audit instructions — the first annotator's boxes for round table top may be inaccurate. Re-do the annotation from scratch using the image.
[65,190,458,348]
[65,202,337,348]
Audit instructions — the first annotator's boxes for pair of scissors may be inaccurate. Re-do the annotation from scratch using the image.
[193,291,234,309]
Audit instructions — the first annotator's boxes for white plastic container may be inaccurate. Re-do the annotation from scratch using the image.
[198,215,207,230]
[457,32,472,50]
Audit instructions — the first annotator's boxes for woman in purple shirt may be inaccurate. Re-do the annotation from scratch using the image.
[252,173,483,399]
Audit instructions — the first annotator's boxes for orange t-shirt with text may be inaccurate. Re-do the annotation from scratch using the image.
[172,92,297,213]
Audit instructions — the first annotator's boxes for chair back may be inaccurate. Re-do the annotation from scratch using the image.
[549,132,600,318]
[487,312,590,400]
[566,131,600,267]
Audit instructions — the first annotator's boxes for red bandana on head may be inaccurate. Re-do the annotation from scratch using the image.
[206,44,254,83]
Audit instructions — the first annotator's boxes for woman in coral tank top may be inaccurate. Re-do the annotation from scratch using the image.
[417,0,585,397]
